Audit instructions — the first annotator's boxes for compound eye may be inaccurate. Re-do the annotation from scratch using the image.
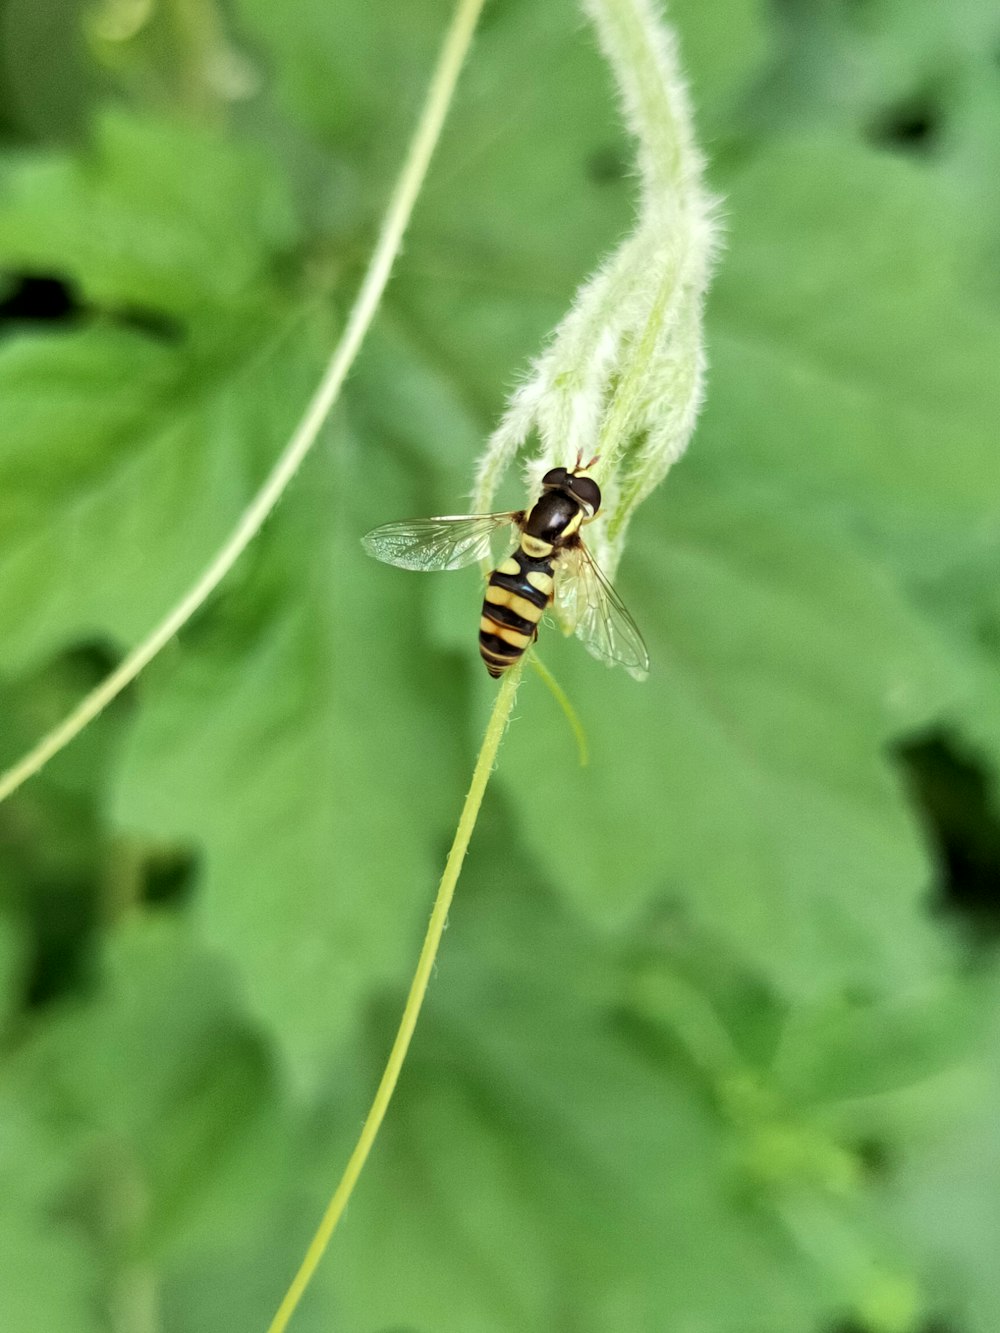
[541,467,568,487]
[571,476,601,512]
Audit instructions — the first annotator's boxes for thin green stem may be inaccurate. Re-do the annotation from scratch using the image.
[266,663,524,1333]
[529,653,589,766]
[0,0,485,807]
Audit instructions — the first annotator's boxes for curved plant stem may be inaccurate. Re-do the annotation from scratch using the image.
[266,663,524,1333]
[0,0,485,807]
[529,653,589,766]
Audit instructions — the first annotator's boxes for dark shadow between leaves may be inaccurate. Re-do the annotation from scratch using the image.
[0,269,184,341]
[896,730,1000,941]
[830,1321,956,1333]
[867,94,942,156]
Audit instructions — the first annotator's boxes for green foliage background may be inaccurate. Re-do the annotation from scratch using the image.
[0,0,999,1329]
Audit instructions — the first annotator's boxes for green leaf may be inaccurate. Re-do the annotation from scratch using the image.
[751,0,1000,193]
[0,318,316,673]
[5,917,287,1251]
[699,134,1000,571]
[0,648,133,1014]
[111,439,468,1088]
[772,983,982,1107]
[882,998,1000,1333]
[0,914,310,1332]
[0,1208,99,1333]
[234,0,450,187]
[1,7,998,1333]
[667,0,772,129]
[0,912,27,1033]
[916,533,1000,777]
[0,108,297,318]
[0,0,97,142]
[322,868,907,1333]
[0,111,311,673]
[492,474,966,997]
[390,0,637,417]
[370,61,1000,1004]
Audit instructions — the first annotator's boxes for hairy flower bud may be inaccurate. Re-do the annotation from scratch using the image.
[472,0,718,606]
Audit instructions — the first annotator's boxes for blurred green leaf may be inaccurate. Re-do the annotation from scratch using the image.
[493,474,966,997]
[8,916,286,1245]
[754,0,1000,170]
[349,9,1000,1012]
[324,868,911,1333]
[0,1209,99,1333]
[0,318,314,672]
[0,111,310,672]
[235,0,450,181]
[0,915,320,1331]
[668,0,771,121]
[112,440,468,1087]
[772,983,982,1107]
[0,1,997,1330]
[0,108,297,316]
[0,0,96,142]
[0,911,27,1032]
[699,134,1000,570]
[881,1000,1000,1333]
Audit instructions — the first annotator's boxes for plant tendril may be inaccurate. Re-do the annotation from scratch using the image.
[266,662,523,1333]
[529,652,589,766]
[0,0,486,807]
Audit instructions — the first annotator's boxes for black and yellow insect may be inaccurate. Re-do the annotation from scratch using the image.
[362,463,649,680]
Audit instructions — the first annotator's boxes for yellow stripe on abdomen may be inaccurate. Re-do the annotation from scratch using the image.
[480,544,555,677]
[479,617,532,649]
[484,585,545,624]
[526,570,553,596]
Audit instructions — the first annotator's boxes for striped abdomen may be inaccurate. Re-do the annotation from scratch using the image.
[479,542,554,677]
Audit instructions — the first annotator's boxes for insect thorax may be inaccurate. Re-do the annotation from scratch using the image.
[523,490,582,544]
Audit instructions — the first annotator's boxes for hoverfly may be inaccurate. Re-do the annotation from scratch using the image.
[361,459,649,680]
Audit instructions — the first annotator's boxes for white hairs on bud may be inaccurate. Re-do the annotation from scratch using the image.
[472,0,718,576]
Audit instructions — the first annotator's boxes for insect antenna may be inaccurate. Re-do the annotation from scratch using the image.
[571,449,601,472]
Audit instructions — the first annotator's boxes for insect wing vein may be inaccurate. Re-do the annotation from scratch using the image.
[555,543,649,680]
[361,512,519,572]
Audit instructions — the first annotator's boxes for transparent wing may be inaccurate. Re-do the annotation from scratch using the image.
[361,512,520,572]
[554,542,650,680]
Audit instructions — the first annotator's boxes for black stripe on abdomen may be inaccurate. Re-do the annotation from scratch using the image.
[478,629,524,677]
[479,629,523,658]
[481,600,536,634]
[488,551,551,609]
[479,548,554,677]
